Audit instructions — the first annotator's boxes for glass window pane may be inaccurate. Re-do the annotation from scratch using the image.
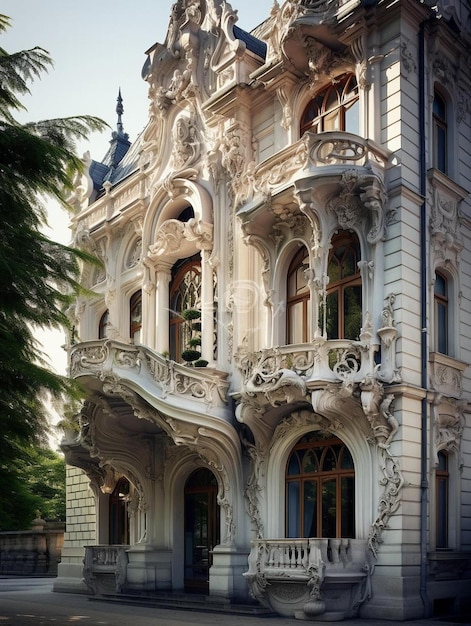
[341,477,355,538]
[435,126,447,172]
[287,451,301,475]
[321,478,336,538]
[303,450,318,474]
[435,273,447,297]
[322,447,337,472]
[326,291,339,339]
[437,302,448,354]
[345,99,360,135]
[340,447,354,470]
[287,481,300,538]
[304,481,317,537]
[288,301,305,344]
[344,285,362,340]
[324,110,340,131]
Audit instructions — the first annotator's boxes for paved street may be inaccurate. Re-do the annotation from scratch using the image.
[0,578,468,626]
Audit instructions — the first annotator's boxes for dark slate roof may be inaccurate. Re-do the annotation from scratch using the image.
[233,24,267,59]
[89,130,141,196]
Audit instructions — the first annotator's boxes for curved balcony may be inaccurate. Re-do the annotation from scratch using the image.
[251,131,391,200]
[69,340,230,418]
[244,537,370,620]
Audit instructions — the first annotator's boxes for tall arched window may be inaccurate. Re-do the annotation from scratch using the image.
[130,290,142,343]
[169,255,201,362]
[433,89,447,174]
[286,432,355,538]
[325,231,362,340]
[287,247,310,344]
[436,451,449,549]
[434,270,449,355]
[300,73,359,137]
[98,310,109,339]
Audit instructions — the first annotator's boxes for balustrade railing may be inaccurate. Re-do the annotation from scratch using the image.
[248,537,368,578]
[237,339,375,391]
[69,340,229,411]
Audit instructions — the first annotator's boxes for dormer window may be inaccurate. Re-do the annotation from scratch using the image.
[300,74,359,137]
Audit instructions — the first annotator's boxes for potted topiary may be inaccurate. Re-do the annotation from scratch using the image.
[181,309,207,367]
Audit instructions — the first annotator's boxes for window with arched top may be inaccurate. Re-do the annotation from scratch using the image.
[300,73,359,137]
[286,432,355,538]
[169,255,201,362]
[325,231,362,340]
[433,89,448,174]
[130,290,142,343]
[98,310,109,339]
[434,270,449,355]
[436,451,449,549]
[287,247,310,344]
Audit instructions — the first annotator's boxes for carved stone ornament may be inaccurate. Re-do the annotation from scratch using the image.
[149,218,213,259]
[328,170,387,244]
[171,114,201,170]
[428,171,465,266]
[433,396,466,464]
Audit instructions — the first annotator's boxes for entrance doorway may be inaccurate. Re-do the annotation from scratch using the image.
[184,468,220,593]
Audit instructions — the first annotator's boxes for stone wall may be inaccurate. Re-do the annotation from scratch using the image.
[0,518,64,576]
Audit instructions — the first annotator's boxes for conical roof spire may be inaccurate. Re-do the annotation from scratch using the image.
[116,88,124,136]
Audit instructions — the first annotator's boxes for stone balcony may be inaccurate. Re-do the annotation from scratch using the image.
[69,340,230,418]
[244,537,370,620]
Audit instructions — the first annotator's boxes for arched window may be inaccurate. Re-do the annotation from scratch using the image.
[109,478,130,545]
[169,255,201,362]
[325,231,362,340]
[434,270,449,355]
[433,89,447,174]
[287,247,310,344]
[98,310,109,339]
[436,451,449,549]
[286,432,355,538]
[300,73,359,137]
[130,290,142,343]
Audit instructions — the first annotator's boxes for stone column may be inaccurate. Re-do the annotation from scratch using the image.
[200,248,214,364]
[155,262,172,355]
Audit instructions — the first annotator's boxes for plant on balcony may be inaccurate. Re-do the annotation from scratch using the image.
[181,309,208,367]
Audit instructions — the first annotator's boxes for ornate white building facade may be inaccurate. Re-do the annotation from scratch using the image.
[54,0,471,620]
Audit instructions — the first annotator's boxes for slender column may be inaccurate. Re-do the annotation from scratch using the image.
[141,266,155,349]
[155,262,172,355]
[200,248,214,364]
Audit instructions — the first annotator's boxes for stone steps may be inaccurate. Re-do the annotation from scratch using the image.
[89,591,276,617]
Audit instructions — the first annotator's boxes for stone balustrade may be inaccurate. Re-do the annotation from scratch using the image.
[0,519,64,576]
[69,340,230,414]
[244,537,370,619]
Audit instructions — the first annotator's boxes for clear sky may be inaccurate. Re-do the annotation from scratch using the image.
[2,0,275,383]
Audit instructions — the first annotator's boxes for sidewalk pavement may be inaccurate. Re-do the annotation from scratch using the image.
[0,577,469,626]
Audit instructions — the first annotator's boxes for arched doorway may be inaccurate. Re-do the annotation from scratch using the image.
[109,478,130,545]
[184,468,220,593]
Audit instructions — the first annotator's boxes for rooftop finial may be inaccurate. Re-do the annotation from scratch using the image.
[116,88,124,135]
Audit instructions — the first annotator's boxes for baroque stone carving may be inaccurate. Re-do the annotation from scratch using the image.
[171,114,201,170]
[433,396,466,464]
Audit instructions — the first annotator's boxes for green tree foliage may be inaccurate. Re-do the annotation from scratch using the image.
[0,15,106,529]
[2,447,66,530]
